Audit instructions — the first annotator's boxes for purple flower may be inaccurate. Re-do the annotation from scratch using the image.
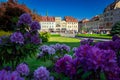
[17,13,32,26]
[30,21,41,31]
[54,43,61,50]
[51,43,70,53]
[65,61,76,76]
[34,66,50,80]
[75,44,118,72]
[10,71,24,80]
[55,54,72,73]
[55,54,77,77]
[0,70,24,80]
[46,47,55,55]
[39,45,56,55]
[10,32,24,44]
[112,34,120,41]
[24,32,31,39]
[75,44,91,58]
[72,47,77,53]
[0,37,2,44]
[80,38,93,45]
[61,44,70,52]
[95,40,120,52]
[16,63,29,76]
[37,52,44,59]
[31,34,41,44]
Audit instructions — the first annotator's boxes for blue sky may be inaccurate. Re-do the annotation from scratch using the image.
[0,0,114,20]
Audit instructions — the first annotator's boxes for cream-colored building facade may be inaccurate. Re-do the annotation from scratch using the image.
[40,16,78,33]
[40,16,56,32]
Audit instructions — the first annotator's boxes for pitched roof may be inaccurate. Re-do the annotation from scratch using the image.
[40,16,55,22]
[64,16,78,22]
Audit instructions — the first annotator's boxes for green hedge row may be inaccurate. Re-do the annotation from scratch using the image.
[76,34,112,39]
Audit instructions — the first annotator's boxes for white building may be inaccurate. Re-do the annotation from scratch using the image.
[40,16,78,33]
[64,16,78,32]
[39,16,55,32]
[55,17,62,32]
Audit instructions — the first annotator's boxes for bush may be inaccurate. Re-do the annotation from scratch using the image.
[0,0,32,31]
[0,13,41,69]
[110,21,120,36]
[39,32,51,43]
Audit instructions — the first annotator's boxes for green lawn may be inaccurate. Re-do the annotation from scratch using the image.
[45,36,80,48]
[25,36,80,72]
[76,34,112,39]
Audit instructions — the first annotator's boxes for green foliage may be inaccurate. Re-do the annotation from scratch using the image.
[0,7,25,31]
[39,32,51,43]
[110,21,120,36]
[81,71,92,79]
[0,43,38,69]
[0,14,40,69]
[100,72,106,80]
[50,34,61,37]
[76,34,112,39]
[0,30,12,37]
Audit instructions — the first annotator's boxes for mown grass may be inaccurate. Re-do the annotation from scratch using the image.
[76,34,112,39]
[0,30,12,37]
[45,35,80,48]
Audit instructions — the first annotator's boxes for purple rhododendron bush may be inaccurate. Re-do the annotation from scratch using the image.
[0,13,41,69]
[0,13,120,80]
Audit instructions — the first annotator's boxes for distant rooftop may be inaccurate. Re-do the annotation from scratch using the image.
[64,16,78,22]
[40,16,55,22]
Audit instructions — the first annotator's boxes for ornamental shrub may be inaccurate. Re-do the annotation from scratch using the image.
[110,21,120,36]
[39,32,51,43]
[55,44,120,80]
[0,13,41,69]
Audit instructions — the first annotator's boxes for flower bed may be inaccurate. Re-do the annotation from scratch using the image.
[0,13,120,80]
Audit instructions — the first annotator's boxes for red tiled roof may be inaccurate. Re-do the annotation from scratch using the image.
[79,19,89,23]
[90,16,99,21]
[40,16,55,22]
[64,16,78,22]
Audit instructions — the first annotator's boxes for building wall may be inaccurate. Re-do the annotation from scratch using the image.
[40,16,78,33]
[66,22,78,32]
[40,22,56,32]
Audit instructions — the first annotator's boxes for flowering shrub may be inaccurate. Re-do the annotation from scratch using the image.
[55,44,120,80]
[10,32,24,44]
[55,54,76,77]
[37,43,70,61]
[0,70,24,80]
[0,63,51,80]
[112,34,120,41]
[50,43,70,54]
[16,63,29,76]
[34,66,50,80]
[0,13,41,69]
[72,47,77,53]
[80,38,94,45]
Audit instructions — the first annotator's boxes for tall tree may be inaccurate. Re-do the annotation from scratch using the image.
[0,0,41,31]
